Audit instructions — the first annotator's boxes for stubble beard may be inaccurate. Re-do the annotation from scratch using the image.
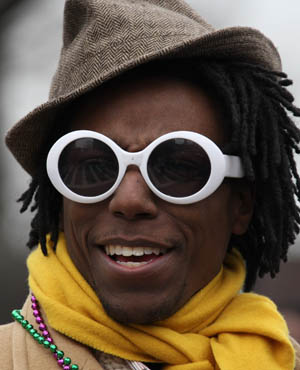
[95,281,187,325]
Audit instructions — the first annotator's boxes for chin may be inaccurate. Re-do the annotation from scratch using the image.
[98,292,184,325]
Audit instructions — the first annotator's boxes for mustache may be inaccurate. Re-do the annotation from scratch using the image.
[88,229,183,249]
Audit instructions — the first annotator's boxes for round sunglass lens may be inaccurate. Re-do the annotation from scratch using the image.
[148,138,211,197]
[58,138,119,197]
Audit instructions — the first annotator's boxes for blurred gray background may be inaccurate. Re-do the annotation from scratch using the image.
[1,0,300,340]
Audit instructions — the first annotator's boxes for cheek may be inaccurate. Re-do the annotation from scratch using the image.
[62,200,101,284]
[63,200,101,233]
[189,202,232,264]
[175,189,235,250]
[173,186,237,294]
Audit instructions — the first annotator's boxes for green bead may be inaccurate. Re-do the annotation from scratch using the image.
[50,344,57,353]
[11,309,22,320]
[11,311,17,319]
[33,333,40,340]
[38,336,44,344]
[56,350,64,359]
[71,365,79,370]
[21,319,28,328]
[29,328,36,335]
[26,324,33,331]
[43,340,50,348]
[63,357,71,365]
[16,315,24,323]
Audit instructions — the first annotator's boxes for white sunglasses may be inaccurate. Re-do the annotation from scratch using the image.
[46,130,244,205]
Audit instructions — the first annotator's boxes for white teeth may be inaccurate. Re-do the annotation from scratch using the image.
[116,261,149,268]
[104,245,167,257]
[132,247,144,256]
[122,246,133,256]
[115,246,123,255]
[153,247,160,256]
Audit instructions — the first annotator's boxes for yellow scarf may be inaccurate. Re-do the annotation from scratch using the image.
[27,234,295,370]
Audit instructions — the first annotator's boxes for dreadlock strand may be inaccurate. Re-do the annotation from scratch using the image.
[18,178,38,213]
[198,61,242,152]
[221,68,242,151]
[37,184,48,256]
[242,75,260,158]
[279,79,293,87]
[230,73,250,164]
[252,71,295,103]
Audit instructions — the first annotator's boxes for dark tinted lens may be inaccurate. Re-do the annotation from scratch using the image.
[148,138,211,197]
[58,138,119,196]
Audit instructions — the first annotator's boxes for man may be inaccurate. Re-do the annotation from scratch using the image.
[1,0,300,369]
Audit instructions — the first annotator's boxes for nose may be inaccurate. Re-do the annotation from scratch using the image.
[108,167,158,220]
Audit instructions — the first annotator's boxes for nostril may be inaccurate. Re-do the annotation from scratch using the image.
[137,212,154,219]
[113,211,154,220]
[113,211,124,218]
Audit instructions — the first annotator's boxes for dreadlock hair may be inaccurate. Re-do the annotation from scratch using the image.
[17,59,300,291]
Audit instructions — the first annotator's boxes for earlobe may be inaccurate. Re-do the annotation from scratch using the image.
[231,182,255,235]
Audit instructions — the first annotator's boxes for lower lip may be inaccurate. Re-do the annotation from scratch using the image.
[95,247,174,277]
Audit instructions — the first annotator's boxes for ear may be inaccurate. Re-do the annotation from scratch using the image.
[231,181,255,235]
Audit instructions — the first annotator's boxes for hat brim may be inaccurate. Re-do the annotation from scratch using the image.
[6,26,281,176]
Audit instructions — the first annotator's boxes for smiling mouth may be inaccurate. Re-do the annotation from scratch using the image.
[104,245,168,268]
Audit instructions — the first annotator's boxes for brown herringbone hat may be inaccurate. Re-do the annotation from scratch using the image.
[6,0,281,176]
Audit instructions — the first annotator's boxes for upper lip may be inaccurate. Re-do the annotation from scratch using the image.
[94,237,173,250]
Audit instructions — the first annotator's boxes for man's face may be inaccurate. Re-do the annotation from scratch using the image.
[62,73,252,324]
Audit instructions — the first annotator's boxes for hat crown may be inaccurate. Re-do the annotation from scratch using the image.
[50,0,214,99]
[62,0,213,47]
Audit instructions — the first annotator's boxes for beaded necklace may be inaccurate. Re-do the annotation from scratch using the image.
[12,293,79,370]
[12,294,152,370]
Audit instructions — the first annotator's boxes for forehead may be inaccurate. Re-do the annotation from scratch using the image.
[69,70,226,147]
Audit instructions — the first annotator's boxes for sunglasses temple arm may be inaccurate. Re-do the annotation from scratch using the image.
[224,155,245,178]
